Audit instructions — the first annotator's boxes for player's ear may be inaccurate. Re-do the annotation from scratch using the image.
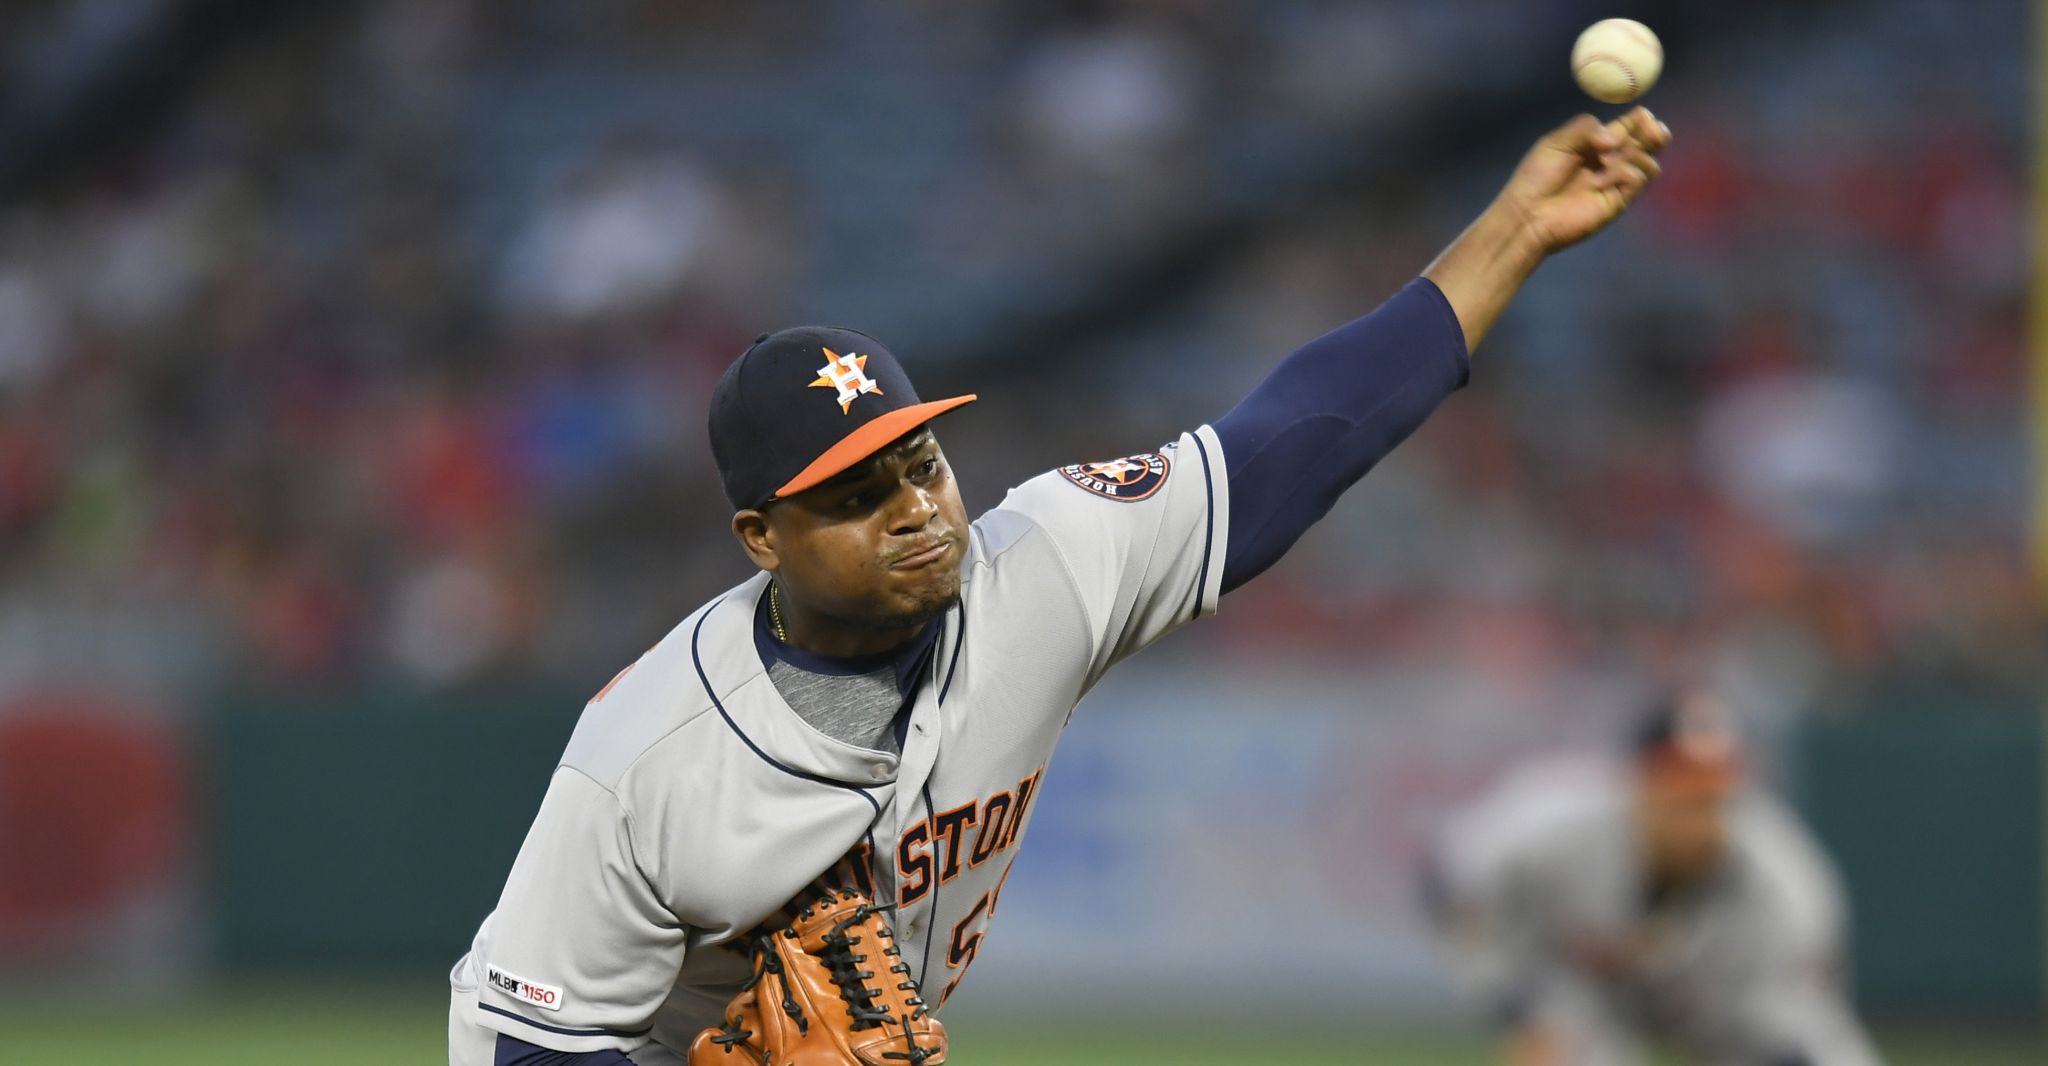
[732,508,779,571]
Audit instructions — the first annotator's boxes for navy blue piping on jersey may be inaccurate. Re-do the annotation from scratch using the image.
[937,600,966,704]
[692,599,886,807]
[1210,276,1469,594]
[863,825,889,905]
[495,1034,636,1065]
[478,1002,653,1040]
[1189,431,1216,623]
[917,782,941,989]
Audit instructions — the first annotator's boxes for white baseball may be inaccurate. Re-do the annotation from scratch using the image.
[1571,18,1662,104]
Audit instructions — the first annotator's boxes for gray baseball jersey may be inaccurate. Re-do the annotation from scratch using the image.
[1426,758,1884,1066]
[448,427,1229,1062]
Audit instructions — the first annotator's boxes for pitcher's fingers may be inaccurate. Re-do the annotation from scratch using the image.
[1613,107,1671,152]
[1549,113,1623,158]
[1620,145,1662,180]
[1589,147,1659,189]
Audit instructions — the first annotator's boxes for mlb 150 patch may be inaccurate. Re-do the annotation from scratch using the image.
[486,965,566,1012]
[1057,452,1169,501]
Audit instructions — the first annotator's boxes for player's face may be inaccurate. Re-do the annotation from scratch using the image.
[1637,769,1732,888]
[749,428,969,642]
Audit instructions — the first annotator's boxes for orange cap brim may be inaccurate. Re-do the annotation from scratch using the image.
[773,394,977,500]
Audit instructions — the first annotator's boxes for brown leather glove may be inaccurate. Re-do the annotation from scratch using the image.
[688,889,947,1066]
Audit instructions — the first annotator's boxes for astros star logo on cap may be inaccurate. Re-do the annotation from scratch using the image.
[809,348,884,414]
[709,326,976,510]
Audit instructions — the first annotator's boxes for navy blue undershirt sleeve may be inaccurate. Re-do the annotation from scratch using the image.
[494,1034,636,1065]
[1211,277,1470,593]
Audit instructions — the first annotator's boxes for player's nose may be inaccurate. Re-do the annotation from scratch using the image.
[885,480,939,535]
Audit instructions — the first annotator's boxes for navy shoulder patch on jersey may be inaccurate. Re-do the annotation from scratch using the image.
[1055,452,1170,501]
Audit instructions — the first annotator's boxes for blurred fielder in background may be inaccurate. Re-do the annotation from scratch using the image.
[1425,693,1883,1066]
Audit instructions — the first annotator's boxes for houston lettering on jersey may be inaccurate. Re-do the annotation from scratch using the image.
[896,767,1042,907]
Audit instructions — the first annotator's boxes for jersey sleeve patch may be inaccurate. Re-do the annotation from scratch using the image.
[1055,452,1169,501]
[487,964,567,1013]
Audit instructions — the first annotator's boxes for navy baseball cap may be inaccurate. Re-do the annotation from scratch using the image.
[1631,691,1742,783]
[709,326,976,511]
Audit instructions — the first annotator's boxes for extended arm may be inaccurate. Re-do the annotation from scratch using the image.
[1215,109,1669,591]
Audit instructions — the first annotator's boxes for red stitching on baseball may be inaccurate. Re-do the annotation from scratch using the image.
[1574,54,1639,94]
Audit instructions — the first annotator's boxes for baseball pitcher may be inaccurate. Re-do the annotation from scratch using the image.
[450,108,1671,1064]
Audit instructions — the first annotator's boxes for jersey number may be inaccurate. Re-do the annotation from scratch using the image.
[938,861,1014,1007]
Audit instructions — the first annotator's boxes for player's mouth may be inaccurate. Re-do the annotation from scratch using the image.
[887,536,957,571]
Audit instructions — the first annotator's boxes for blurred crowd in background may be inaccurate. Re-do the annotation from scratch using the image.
[0,0,2031,725]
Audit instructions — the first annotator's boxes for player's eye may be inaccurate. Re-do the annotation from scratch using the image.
[841,482,892,511]
[914,457,940,479]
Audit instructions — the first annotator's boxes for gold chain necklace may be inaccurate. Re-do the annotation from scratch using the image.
[768,582,788,643]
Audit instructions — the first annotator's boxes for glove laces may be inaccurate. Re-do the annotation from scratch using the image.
[812,891,936,1064]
